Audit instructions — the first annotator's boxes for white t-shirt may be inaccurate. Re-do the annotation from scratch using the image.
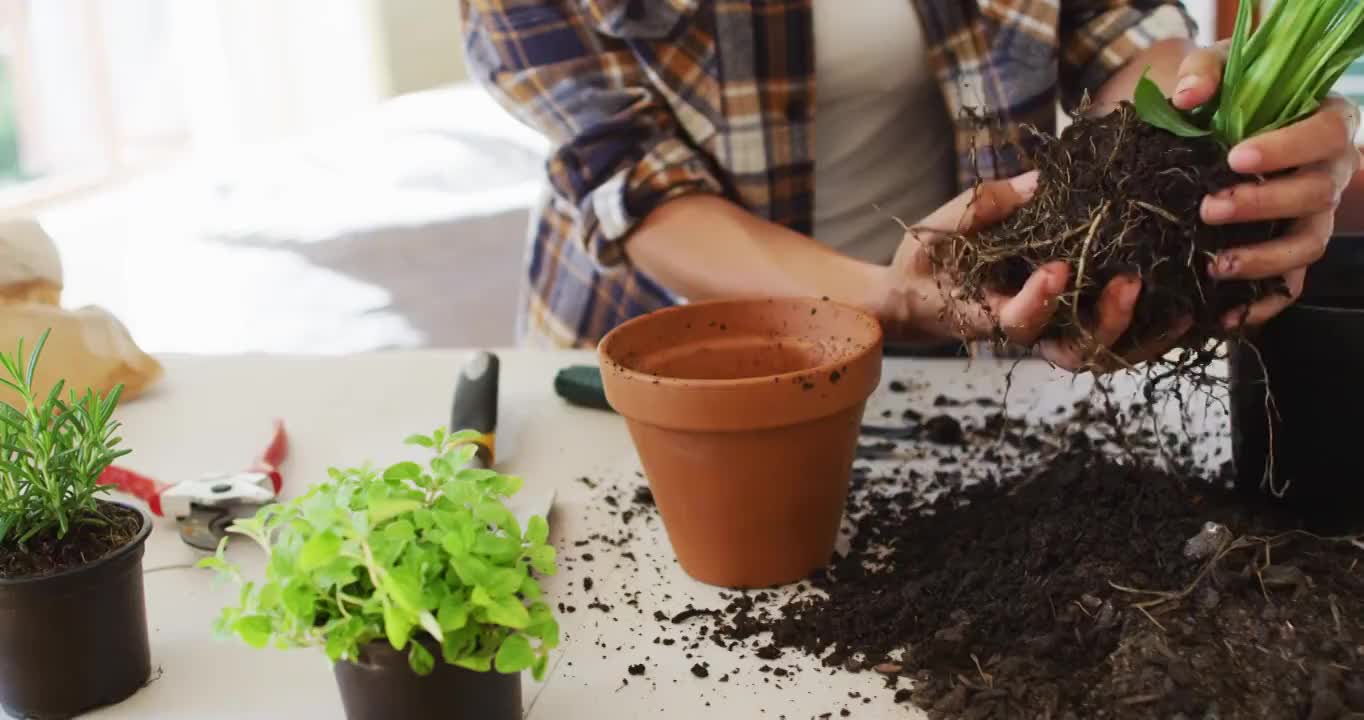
[812,0,957,263]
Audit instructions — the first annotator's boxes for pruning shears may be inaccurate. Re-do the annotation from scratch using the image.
[97,420,288,550]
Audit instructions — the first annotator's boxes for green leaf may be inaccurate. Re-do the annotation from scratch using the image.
[382,568,427,614]
[494,634,535,674]
[453,653,493,673]
[233,615,273,648]
[454,468,499,484]
[383,462,422,482]
[474,534,523,564]
[297,530,341,572]
[1132,71,1210,138]
[483,594,531,630]
[368,498,423,526]
[474,501,519,538]
[409,642,436,675]
[442,625,477,664]
[451,554,490,587]
[281,580,317,623]
[385,603,414,650]
[525,515,549,546]
[528,545,557,575]
[383,520,416,543]
[488,568,525,597]
[518,572,540,602]
[438,594,470,632]
[531,652,549,682]
[404,434,434,448]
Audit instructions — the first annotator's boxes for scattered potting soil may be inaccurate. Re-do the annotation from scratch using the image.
[0,501,144,579]
[704,434,1364,718]
[932,102,1285,356]
[564,373,1359,717]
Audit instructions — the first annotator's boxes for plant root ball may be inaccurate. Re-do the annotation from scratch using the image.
[932,102,1288,358]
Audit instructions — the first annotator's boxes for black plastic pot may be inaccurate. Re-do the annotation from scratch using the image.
[0,502,153,719]
[1229,237,1364,533]
[333,640,522,720]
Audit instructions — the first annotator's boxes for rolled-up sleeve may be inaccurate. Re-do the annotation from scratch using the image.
[1058,1,1197,109]
[460,0,725,268]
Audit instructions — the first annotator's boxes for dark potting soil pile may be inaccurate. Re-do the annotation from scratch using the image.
[933,102,1285,355]
[0,500,143,579]
[702,434,1364,719]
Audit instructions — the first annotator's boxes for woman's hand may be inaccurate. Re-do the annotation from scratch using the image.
[1173,43,1363,329]
[874,172,1186,372]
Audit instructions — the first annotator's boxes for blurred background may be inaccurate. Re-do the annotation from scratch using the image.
[0,1,1351,355]
[0,0,547,354]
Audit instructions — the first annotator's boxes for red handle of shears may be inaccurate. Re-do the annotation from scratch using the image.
[97,419,288,516]
[249,419,287,494]
[98,466,168,516]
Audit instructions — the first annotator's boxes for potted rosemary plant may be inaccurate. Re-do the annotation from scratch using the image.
[0,330,151,719]
[201,427,559,720]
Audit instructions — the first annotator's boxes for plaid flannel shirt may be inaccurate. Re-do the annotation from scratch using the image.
[460,0,1196,349]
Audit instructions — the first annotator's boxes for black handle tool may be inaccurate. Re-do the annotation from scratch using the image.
[452,350,500,469]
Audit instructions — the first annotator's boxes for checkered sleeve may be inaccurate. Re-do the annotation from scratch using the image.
[460,0,725,269]
[1057,1,1197,110]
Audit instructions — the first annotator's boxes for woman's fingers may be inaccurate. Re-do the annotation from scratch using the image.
[1171,42,1228,111]
[1208,212,1333,281]
[1201,170,1339,225]
[1225,95,1360,176]
[983,262,1069,344]
[1037,276,1139,371]
[916,172,1039,237]
[1223,269,1307,330]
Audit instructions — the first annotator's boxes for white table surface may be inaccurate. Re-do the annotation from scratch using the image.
[6,350,1225,719]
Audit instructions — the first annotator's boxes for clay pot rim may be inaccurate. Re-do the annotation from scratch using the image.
[0,500,152,587]
[598,296,884,389]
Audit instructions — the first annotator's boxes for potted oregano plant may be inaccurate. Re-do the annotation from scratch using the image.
[200,428,559,720]
[0,330,151,720]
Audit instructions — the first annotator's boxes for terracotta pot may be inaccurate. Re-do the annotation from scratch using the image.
[333,640,521,720]
[599,297,883,588]
[0,502,152,719]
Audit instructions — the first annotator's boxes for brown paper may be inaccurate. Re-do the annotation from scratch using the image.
[0,219,163,407]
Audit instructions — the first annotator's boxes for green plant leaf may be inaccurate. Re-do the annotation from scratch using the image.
[532,652,549,682]
[453,653,493,673]
[385,603,414,650]
[409,641,436,675]
[529,545,557,575]
[404,434,434,448]
[454,468,499,484]
[525,515,549,545]
[438,594,470,632]
[519,575,542,601]
[234,615,273,649]
[382,568,427,614]
[494,634,535,673]
[474,534,523,564]
[368,498,423,526]
[474,501,519,538]
[484,594,531,630]
[383,519,416,543]
[297,530,341,572]
[1132,72,1210,138]
[452,554,491,587]
[281,580,318,623]
[383,462,422,482]
[487,568,525,597]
